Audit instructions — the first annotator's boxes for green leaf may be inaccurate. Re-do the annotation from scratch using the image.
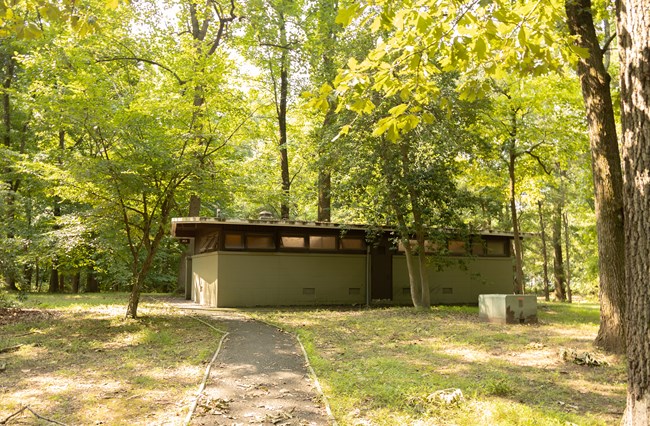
[388,103,409,116]
[518,27,527,47]
[475,37,487,60]
[335,4,359,26]
[372,117,393,137]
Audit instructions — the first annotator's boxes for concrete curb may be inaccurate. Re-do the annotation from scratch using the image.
[253,316,338,426]
[183,315,229,426]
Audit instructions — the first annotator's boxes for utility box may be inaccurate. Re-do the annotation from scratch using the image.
[479,294,538,324]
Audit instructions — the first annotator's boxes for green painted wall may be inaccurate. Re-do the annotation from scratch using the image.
[191,252,219,306]
[193,252,368,307]
[392,256,514,304]
[191,251,513,307]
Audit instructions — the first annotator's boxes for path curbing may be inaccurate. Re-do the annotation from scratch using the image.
[172,302,335,425]
[295,334,339,426]
[183,315,229,426]
[253,316,338,426]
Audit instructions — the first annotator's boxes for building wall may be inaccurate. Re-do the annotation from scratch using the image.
[392,256,514,304]
[197,252,368,307]
[191,252,219,306]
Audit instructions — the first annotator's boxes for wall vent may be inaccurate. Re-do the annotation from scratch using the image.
[302,287,315,295]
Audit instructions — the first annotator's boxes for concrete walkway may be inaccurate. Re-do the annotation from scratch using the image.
[173,302,332,425]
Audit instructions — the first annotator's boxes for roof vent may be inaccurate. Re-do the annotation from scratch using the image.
[259,211,274,221]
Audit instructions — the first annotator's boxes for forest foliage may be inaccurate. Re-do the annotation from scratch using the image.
[0,0,612,304]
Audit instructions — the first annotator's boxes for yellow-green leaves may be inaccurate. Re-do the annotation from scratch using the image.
[349,98,375,114]
[335,3,361,26]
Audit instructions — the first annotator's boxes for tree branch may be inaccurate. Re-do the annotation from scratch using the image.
[601,32,617,54]
[96,57,185,85]
[525,149,552,175]
[1,406,68,425]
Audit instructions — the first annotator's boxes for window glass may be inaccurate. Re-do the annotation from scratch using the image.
[309,235,336,250]
[448,240,466,254]
[487,240,506,256]
[199,233,219,253]
[340,237,365,250]
[224,233,244,249]
[397,240,418,253]
[471,241,485,256]
[247,234,275,249]
[281,236,306,248]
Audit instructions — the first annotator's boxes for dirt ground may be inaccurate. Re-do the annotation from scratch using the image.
[0,308,58,326]
[175,304,332,426]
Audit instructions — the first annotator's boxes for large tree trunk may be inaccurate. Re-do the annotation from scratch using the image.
[618,0,650,422]
[551,209,566,301]
[508,150,524,294]
[2,53,18,292]
[538,201,551,301]
[317,171,331,222]
[178,195,201,295]
[278,54,291,220]
[72,271,80,294]
[563,212,573,303]
[565,0,626,353]
[86,270,99,293]
[48,267,59,293]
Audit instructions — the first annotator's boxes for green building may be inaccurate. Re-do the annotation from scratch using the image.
[171,217,516,307]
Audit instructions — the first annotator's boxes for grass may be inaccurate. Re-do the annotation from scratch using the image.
[0,292,225,425]
[248,301,627,426]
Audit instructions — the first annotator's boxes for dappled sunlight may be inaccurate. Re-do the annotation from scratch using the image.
[441,346,492,363]
[250,305,626,426]
[1,297,223,425]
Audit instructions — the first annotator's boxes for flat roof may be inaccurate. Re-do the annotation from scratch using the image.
[171,217,520,238]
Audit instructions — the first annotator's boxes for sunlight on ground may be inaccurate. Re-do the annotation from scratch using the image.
[0,295,222,425]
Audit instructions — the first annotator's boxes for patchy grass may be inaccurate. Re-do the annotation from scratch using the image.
[249,302,626,426]
[0,293,224,425]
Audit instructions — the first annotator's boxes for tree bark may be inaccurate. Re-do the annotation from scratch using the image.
[86,270,99,293]
[2,52,18,291]
[278,46,291,219]
[317,171,331,222]
[508,149,524,294]
[72,271,80,294]
[538,201,551,301]
[48,267,59,293]
[563,212,573,303]
[617,0,650,422]
[565,0,626,353]
[552,208,566,301]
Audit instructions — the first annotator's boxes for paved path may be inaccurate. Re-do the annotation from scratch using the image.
[173,303,331,426]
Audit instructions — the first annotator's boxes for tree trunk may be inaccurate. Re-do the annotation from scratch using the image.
[617,0,650,422]
[58,274,65,293]
[86,270,99,293]
[563,212,573,303]
[551,209,566,301]
[178,195,201,293]
[48,267,59,293]
[416,232,430,308]
[402,240,423,308]
[2,53,18,292]
[72,271,80,294]
[23,266,32,292]
[279,60,291,220]
[317,170,331,222]
[508,150,525,294]
[538,201,551,301]
[35,264,41,292]
[565,0,626,353]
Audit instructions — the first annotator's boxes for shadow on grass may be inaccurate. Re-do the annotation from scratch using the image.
[0,302,223,425]
[250,303,625,425]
